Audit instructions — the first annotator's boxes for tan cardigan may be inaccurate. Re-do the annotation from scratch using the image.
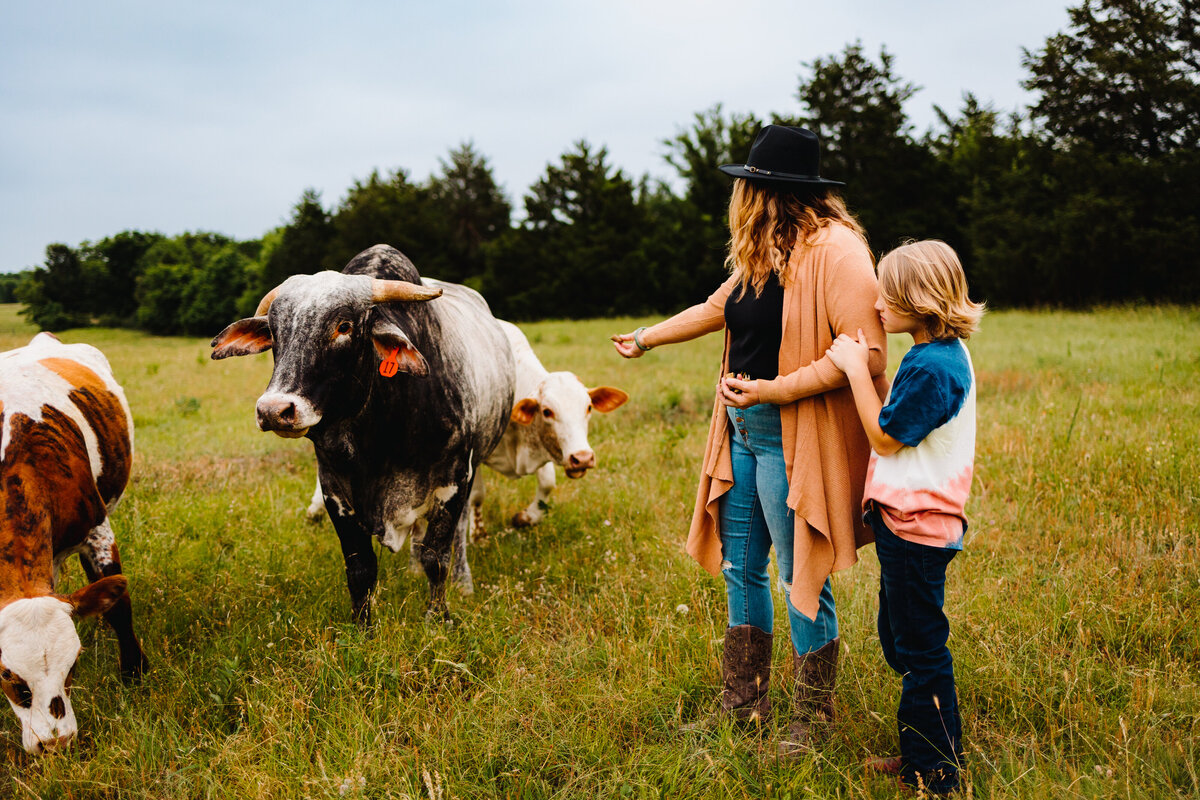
[645,223,889,619]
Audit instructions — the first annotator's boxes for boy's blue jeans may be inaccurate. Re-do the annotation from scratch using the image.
[719,404,837,655]
[868,505,963,794]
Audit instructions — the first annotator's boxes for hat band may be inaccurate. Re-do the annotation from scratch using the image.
[743,165,821,181]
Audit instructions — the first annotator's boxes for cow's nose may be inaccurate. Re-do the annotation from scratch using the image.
[257,397,297,430]
[37,733,75,753]
[567,450,596,472]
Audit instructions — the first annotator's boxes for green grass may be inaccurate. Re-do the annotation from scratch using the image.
[0,304,1196,799]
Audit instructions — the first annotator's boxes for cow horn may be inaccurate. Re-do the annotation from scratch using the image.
[254,286,280,317]
[371,279,443,303]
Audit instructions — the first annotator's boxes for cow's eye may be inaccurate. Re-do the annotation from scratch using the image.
[336,321,353,335]
[542,408,554,419]
[587,404,593,413]
[13,682,31,709]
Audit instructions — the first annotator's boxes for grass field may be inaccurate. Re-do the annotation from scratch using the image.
[0,302,1196,799]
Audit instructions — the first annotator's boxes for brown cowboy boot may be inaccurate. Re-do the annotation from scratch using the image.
[682,624,773,732]
[777,637,839,757]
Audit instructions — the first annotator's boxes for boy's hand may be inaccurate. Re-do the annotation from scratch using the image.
[826,329,871,375]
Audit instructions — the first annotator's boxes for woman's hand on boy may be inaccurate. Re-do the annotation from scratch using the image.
[826,329,871,376]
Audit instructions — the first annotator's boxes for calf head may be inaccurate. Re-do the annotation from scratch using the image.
[210,271,441,437]
[0,576,127,754]
[510,373,628,477]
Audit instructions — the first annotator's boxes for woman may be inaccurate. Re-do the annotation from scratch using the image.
[613,125,888,755]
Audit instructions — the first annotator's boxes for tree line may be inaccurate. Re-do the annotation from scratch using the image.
[13,0,1199,335]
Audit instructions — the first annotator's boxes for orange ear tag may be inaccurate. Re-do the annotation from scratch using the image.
[379,347,400,377]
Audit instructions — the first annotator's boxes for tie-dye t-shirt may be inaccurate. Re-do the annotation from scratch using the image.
[863,338,976,550]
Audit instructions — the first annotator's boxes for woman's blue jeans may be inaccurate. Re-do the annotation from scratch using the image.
[719,404,837,655]
[869,505,962,794]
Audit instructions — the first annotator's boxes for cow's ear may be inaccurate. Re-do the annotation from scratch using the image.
[67,575,128,619]
[588,386,629,413]
[371,321,429,375]
[211,317,272,359]
[511,398,539,425]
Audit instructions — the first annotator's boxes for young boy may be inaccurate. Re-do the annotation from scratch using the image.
[826,239,983,795]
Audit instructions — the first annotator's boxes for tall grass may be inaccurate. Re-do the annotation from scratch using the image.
[0,304,1196,799]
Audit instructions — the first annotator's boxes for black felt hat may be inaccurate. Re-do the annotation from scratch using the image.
[718,125,844,189]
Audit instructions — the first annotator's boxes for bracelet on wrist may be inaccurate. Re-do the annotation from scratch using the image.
[633,326,652,351]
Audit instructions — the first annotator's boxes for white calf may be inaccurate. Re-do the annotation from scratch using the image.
[472,320,628,528]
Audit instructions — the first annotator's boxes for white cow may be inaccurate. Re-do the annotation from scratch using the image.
[473,320,628,529]
[306,319,628,531]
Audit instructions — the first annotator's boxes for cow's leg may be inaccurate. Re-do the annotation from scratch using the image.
[450,497,474,596]
[327,502,377,625]
[79,519,148,681]
[416,491,470,622]
[407,518,427,575]
[513,461,556,527]
[306,476,326,521]
[468,473,486,541]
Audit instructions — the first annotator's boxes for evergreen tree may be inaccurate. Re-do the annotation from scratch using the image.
[1022,0,1199,158]
[932,101,1061,305]
[427,142,512,284]
[324,170,442,275]
[660,106,763,307]
[260,189,334,294]
[794,42,956,254]
[1019,0,1200,303]
[484,141,654,320]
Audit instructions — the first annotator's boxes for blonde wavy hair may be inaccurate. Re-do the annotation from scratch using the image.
[877,239,985,340]
[725,178,867,297]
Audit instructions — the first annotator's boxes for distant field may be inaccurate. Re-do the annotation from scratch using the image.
[0,303,1196,799]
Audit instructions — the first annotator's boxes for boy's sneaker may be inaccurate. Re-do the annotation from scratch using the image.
[865,755,903,775]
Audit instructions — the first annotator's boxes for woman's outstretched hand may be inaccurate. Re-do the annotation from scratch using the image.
[611,332,645,359]
[719,375,759,408]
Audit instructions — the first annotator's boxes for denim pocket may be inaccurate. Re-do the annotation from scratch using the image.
[919,543,956,585]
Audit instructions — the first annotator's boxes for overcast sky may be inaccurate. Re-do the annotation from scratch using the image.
[0,0,1073,274]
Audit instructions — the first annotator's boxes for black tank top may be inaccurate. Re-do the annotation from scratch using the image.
[724,272,784,380]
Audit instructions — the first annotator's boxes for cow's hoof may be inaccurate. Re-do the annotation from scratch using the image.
[424,606,454,625]
[305,506,325,523]
[511,512,535,528]
[119,654,149,684]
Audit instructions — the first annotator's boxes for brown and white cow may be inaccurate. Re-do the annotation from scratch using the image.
[0,333,147,753]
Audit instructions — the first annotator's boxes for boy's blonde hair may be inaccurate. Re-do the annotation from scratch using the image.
[877,239,984,340]
[725,179,868,296]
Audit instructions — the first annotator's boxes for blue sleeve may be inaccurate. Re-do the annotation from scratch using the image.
[877,365,952,448]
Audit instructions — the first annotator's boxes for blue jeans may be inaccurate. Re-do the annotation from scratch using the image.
[869,505,963,794]
[719,404,837,655]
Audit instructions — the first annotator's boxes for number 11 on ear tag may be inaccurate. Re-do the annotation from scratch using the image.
[379,347,400,377]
